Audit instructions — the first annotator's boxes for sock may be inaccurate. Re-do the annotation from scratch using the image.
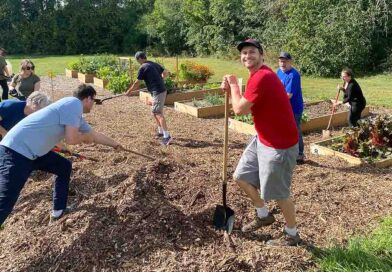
[256,206,268,218]
[163,130,169,138]
[157,127,163,134]
[284,226,298,236]
[51,209,63,218]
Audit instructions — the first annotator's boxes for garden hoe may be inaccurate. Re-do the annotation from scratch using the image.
[213,91,235,234]
[94,93,126,105]
[52,147,99,162]
[322,87,341,139]
[121,147,155,161]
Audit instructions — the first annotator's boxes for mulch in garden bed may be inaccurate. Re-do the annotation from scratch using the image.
[0,76,391,271]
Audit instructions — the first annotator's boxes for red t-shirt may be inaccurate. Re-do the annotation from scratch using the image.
[243,65,298,149]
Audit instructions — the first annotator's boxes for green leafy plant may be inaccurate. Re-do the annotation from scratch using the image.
[204,93,224,106]
[164,77,176,94]
[67,61,80,71]
[301,112,310,123]
[96,66,112,81]
[107,73,130,94]
[234,114,253,125]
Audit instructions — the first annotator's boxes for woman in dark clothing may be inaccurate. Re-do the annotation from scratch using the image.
[338,68,366,127]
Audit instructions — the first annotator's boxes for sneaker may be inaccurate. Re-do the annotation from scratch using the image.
[161,136,172,146]
[50,206,73,221]
[154,132,164,139]
[296,154,305,165]
[241,213,275,232]
[266,230,302,246]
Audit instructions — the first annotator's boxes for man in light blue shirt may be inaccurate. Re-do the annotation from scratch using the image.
[0,84,123,226]
[277,52,305,164]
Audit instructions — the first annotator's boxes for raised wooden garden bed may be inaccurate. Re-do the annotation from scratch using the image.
[139,88,223,105]
[78,72,95,83]
[65,68,78,78]
[310,136,392,168]
[174,99,231,118]
[93,77,109,89]
[229,100,371,135]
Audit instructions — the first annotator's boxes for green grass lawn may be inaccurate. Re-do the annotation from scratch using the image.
[314,217,392,272]
[7,55,392,108]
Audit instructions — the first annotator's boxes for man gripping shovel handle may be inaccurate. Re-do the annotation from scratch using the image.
[52,146,99,162]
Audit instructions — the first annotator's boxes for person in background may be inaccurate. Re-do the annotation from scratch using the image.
[0,91,51,139]
[0,48,11,101]
[125,51,172,145]
[10,59,40,100]
[337,68,366,127]
[0,84,123,227]
[276,52,305,164]
[222,39,301,246]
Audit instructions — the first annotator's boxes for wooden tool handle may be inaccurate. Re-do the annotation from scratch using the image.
[326,89,341,130]
[122,148,155,161]
[222,91,229,206]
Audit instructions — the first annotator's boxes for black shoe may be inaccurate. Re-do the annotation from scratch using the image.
[296,154,305,165]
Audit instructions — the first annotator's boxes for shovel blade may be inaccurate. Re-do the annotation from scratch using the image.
[322,129,332,139]
[213,205,235,230]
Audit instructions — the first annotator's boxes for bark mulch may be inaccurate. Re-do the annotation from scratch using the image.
[0,76,391,271]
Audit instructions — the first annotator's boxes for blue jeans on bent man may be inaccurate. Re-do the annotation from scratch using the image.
[0,146,72,225]
[294,113,304,156]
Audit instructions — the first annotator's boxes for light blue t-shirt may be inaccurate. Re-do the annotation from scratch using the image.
[1,97,92,160]
[277,67,304,114]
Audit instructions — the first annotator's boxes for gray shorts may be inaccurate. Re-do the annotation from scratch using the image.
[233,136,298,201]
[152,91,167,114]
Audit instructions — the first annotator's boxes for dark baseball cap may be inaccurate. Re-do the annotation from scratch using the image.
[237,39,263,52]
[279,52,292,60]
[135,51,147,60]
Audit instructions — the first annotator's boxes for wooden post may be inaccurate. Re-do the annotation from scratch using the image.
[128,57,133,83]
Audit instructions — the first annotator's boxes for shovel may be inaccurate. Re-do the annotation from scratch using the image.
[322,87,341,138]
[94,93,126,105]
[213,91,235,233]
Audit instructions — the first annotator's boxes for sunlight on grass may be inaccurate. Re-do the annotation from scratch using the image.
[314,217,392,272]
[7,55,392,108]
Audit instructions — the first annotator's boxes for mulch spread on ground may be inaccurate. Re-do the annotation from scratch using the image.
[1,76,391,271]
[304,100,347,119]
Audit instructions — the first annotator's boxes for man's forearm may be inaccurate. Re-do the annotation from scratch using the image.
[126,81,140,93]
[230,84,243,113]
[92,131,120,148]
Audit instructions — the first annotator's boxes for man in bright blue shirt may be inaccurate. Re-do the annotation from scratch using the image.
[0,84,123,226]
[277,52,305,164]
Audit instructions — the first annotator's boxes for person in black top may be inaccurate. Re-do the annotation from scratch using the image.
[125,51,172,145]
[337,68,366,127]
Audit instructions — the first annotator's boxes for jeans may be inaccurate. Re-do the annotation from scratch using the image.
[0,79,8,100]
[0,146,72,225]
[348,102,365,127]
[294,113,304,156]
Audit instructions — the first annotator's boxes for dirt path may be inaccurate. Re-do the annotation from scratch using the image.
[0,76,391,271]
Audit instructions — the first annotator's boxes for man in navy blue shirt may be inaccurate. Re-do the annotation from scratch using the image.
[125,51,171,145]
[0,91,50,139]
[277,52,305,164]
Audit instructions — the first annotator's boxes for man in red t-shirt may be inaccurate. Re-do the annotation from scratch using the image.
[221,39,300,246]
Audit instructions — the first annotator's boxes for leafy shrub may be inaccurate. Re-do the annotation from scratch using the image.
[327,115,392,162]
[96,66,112,80]
[179,61,214,82]
[107,73,130,94]
[73,55,118,74]
[234,114,253,125]
[67,61,80,71]
[164,77,176,94]
[204,93,224,106]
[301,112,310,123]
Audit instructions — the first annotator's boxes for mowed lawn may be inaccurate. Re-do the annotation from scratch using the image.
[7,55,392,108]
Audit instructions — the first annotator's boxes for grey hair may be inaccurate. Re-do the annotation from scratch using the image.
[26,91,51,109]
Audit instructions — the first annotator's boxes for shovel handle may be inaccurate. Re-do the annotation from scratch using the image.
[122,147,155,161]
[222,91,229,207]
[326,89,341,130]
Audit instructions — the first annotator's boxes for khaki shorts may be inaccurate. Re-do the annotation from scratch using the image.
[233,136,298,201]
[152,91,167,114]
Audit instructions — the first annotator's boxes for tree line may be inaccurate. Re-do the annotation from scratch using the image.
[1,0,391,76]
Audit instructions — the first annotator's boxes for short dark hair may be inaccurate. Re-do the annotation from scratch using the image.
[73,84,97,100]
[135,51,147,60]
[342,68,353,77]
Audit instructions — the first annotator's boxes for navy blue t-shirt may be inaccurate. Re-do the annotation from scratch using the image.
[277,67,304,114]
[137,61,166,95]
[0,100,26,131]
